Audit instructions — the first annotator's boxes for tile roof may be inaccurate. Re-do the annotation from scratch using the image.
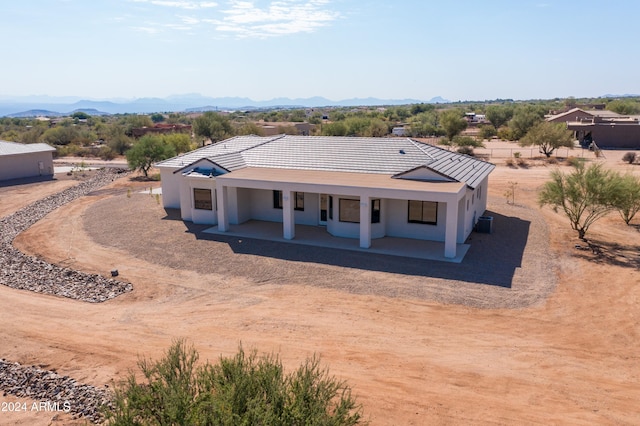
[0,140,56,156]
[156,135,494,189]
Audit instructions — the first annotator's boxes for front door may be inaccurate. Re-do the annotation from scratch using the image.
[319,194,328,225]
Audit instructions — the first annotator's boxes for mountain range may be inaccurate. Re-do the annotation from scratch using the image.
[0,94,450,117]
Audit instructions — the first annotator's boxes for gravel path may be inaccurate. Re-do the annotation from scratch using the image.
[0,169,133,302]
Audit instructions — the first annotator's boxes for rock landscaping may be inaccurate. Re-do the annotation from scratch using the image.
[0,359,112,423]
[0,168,133,302]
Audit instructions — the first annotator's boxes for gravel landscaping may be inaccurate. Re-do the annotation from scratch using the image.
[0,168,133,302]
[0,359,111,423]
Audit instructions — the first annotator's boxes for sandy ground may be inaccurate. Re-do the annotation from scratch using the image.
[1,146,640,425]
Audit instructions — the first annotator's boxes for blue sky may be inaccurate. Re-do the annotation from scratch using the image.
[1,0,638,102]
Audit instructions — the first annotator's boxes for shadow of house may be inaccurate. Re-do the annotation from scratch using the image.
[170,209,530,288]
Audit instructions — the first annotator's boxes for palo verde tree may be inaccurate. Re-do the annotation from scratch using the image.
[614,173,640,225]
[106,339,364,425]
[126,134,176,178]
[519,121,574,157]
[538,163,623,240]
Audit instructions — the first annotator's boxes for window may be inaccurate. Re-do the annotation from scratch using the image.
[371,199,381,223]
[339,198,360,223]
[194,188,213,210]
[273,190,304,211]
[408,200,437,224]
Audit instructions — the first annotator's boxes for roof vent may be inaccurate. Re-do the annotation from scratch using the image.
[399,149,405,154]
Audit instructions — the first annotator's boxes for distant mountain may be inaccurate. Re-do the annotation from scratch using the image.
[7,109,63,118]
[0,94,451,116]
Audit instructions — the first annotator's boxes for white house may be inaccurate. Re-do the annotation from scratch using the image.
[0,140,56,181]
[156,135,495,259]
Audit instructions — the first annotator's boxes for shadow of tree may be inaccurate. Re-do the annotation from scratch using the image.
[573,239,640,269]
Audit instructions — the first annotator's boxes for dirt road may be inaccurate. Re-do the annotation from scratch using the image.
[1,149,639,425]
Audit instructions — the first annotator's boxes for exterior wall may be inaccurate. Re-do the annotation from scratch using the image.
[326,195,385,239]
[160,168,181,208]
[181,177,217,225]
[235,187,252,224]
[0,152,54,181]
[590,124,640,148]
[384,198,446,241]
[245,189,319,225]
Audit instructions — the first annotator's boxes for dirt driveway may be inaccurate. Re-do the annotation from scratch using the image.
[1,150,640,425]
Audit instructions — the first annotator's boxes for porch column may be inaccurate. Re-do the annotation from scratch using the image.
[359,196,371,249]
[216,183,229,232]
[444,197,458,258]
[282,190,295,240]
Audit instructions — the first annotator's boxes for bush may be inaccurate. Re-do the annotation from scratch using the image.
[566,156,585,168]
[546,157,558,165]
[106,340,365,425]
[98,146,116,161]
[505,158,516,167]
[622,152,637,164]
[456,145,474,156]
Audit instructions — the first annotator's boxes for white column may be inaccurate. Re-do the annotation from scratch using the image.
[359,195,371,249]
[444,197,458,258]
[216,183,229,232]
[283,190,295,240]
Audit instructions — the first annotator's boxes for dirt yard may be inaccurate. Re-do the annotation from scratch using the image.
[1,146,639,425]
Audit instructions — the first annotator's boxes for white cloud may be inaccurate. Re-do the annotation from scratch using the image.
[216,0,340,38]
[130,0,218,9]
[127,0,339,38]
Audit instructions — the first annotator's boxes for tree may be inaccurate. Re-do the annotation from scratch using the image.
[150,113,165,123]
[508,106,544,140]
[439,109,467,141]
[606,99,640,115]
[163,133,193,154]
[193,111,234,144]
[485,105,514,129]
[126,135,176,178]
[106,340,364,425]
[519,121,574,157]
[539,163,623,240]
[614,173,640,225]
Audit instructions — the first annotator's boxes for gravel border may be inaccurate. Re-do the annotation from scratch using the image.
[0,168,133,302]
[0,359,112,423]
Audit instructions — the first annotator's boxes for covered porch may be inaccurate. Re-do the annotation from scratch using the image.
[203,219,470,263]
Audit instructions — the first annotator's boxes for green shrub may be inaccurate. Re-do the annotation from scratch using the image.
[106,340,365,425]
[566,156,585,167]
[622,152,637,164]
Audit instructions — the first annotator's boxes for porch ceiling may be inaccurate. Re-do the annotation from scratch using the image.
[216,167,466,200]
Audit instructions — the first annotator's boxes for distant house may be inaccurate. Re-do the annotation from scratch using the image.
[0,140,56,181]
[256,122,315,136]
[155,135,495,259]
[130,123,192,138]
[547,108,640,148]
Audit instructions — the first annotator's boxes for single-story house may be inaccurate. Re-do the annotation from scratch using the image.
[0,140,56,181]
[156,135,495,259]
[566,116,640,149]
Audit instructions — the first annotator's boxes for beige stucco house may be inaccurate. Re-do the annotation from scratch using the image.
[156,135,495,259]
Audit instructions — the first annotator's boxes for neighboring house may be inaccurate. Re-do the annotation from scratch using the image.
[546,108,640,149]
[256,122,315,136]
[130,123,192,138]
[392,126,406,136]
[156,135,495,259]
[0,140,55,181]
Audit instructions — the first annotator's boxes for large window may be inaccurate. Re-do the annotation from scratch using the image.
[273,190,304,211]
[339,198,360,223]
[408,200,437,224]
[194,188,213,210]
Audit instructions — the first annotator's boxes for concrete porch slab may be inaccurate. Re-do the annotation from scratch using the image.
[203,220,470,263]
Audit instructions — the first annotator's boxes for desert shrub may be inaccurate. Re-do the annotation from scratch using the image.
[98,146,116,161]
[497,126,514,141]
[516,157,528,168]
[478,124,497,140]
[505,158,516,167]
[566,156,585,168]
[546,157,558,165]
[622,152,637,164]
[106,340,364,425]
[513,151,521,159]
[456,145,475,156]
